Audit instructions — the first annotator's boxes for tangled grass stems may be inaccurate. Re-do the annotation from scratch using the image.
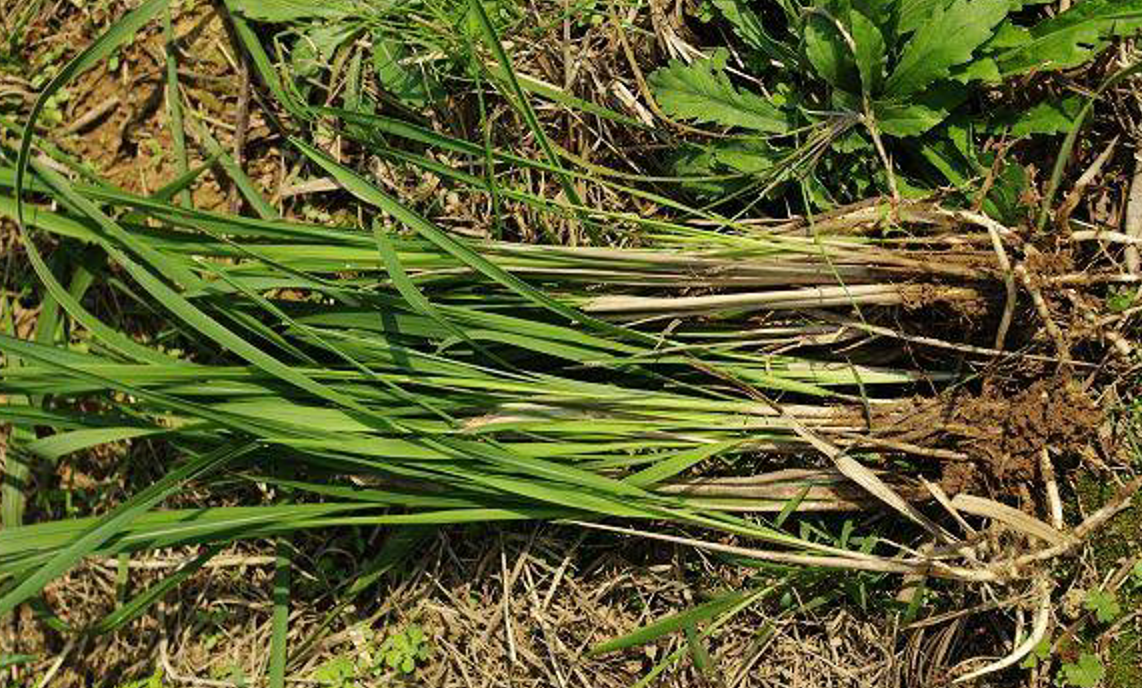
[3,2,1139,685]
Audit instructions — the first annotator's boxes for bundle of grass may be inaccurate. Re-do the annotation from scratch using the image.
[2,1,1139,685]
[2,137,1130,685]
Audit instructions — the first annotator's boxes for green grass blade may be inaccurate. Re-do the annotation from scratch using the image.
[186,116,277,219]
[1036,60,1142,231]
[466,0,585,228]
[224,8,309,121]
[90,545,222,634]
[24,427,170,464]
[292,139,660,348]
[164,8,192,208]
[590,590,750,655]
[15,0,169,226]
[269,535,292,688]
[0,440,252,617]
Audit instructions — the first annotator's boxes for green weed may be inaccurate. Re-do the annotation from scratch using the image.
[649,0,1142,215]
[377,624,431,674]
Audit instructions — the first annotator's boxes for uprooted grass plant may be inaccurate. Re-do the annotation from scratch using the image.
[1,0,1141,685]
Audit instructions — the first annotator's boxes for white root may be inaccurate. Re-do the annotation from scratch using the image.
[1041,448,1065,531]
[1015,263,1073,367]
[984,218,1017,350]
[952,579,1052,684]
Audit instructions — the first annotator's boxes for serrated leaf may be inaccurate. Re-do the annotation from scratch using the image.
[885,0,1008,97]
[1061,653,1105,688]
[852,0,899,34]
[985,20,1032,50]
[314,656,355,683]
[949,57,1000,84]
[850,9,886,95]
[997,0,1142,76]
[649,51,787,132]
[225,0,359,22]
[992,96,1083,136]
[1083,589,1121,623]
[712,0,799,66]
[805,10,859,93]
[897,0,945,36]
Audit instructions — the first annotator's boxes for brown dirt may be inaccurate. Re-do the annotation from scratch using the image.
[14,2,279,212]
[1023,246,1075,279]
[941,377,1103,494]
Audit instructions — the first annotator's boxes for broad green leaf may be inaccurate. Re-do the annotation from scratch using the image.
[1083,589,1121,623]
[993,96,1083,137]
[983,20,1031,50]
[874,83,966,137]
[997,0,1142,76]
[850,9,886,95]
[885,0,1007,97]
[373,36,442,107]
[948,57,1000,84]
[1061,653,1105,688]
[851,0,900,34]
[649,51,787,132]
[804,10,859,93]
[897,0,945,35]
[712,0,799,66]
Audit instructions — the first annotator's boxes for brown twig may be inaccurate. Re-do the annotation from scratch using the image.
[1126,150,1142,275]
[608,3,726,138]
[983,218,1017,350]
[63,95,120,136]
[1015,263,1073,368]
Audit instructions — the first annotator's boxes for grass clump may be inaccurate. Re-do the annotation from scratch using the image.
[1,0,1141,686]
